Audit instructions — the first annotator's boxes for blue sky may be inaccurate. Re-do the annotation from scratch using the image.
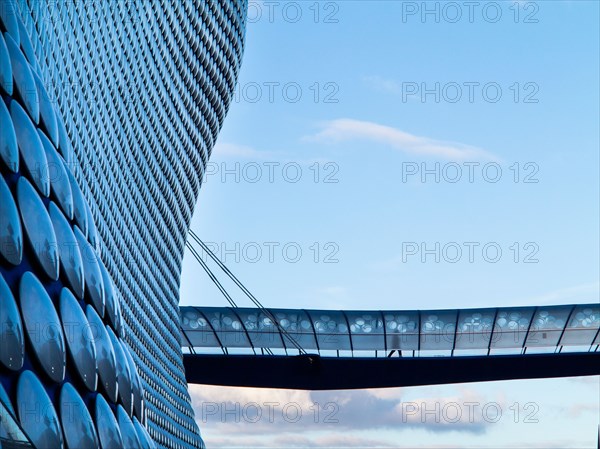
[180,1,599,447]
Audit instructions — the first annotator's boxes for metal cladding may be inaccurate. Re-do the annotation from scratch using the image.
[0,0,247,448]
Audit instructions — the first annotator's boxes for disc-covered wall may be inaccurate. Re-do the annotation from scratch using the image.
[1,14,153,448]
[1,0,247,448]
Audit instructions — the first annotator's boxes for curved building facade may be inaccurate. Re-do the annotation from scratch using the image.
[0,0,247,448]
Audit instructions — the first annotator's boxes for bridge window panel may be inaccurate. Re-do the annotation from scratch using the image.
[193,347,225,355]
[180,309,221,348]
[559,305,599,346]
[180,307,202,330]
[451,348,489,357]
[184,330,220,348]
[224,347,256,355]
[203,308,251,348]
[384,312,419,350]
[420,310,457,350]
[246,330,285,349]
[525,346,557,354]
[280,332,319,351]
[419,350,452,357]
[267,348,289,356]
[306,310,351,350]
[352,350,378,357]
[320,349,345,357]
[246,310,285,349]
[345,311,385,350]
[559,345,593,354]
[490,307,535,349]
[525,306,573,348]
[267,309,318,351]
[488,347,523,355]
[454,309,496,350]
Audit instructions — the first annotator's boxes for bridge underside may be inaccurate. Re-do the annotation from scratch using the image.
[183,352,600,390]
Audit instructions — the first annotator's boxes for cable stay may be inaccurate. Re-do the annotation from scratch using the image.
[186,230,306,355]
[185,242,238,308]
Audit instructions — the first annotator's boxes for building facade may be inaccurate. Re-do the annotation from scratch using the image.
[0,0,247,447]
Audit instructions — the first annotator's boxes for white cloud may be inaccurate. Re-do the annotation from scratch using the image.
[306,119,496,161]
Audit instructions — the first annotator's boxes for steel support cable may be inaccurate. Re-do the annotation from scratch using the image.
[190,229,306,354]
[187,232,306,354]
[187,230,306,354]
[185,241,238,308]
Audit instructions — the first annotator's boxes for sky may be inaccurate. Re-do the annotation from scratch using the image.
[179,1,600,447]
